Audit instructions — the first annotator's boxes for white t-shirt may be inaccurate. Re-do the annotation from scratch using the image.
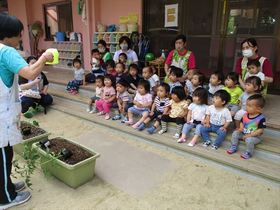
[208,84,224,95]
[74,68,85,81]
[151,74,160,84]
[148,77,158,90]
[206,105,232,126]
[188,103,208,122]
[244,71,265,81]
[133,92,153,110]
[113,49,138,64]
[95,86,103,98]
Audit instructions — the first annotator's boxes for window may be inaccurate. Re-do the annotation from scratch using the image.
[44,1,73,40]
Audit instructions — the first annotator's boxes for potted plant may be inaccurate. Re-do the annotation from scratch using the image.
[32,137,100,188]
[13,121,51,157]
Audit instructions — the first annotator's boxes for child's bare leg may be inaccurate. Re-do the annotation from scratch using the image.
[235,120,240,129]
[143,116,151,125]
[153,120,160,128]
[138,112,149,124]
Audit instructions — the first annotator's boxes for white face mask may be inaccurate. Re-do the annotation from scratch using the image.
[120,44,128,51]
[242,49,253,58]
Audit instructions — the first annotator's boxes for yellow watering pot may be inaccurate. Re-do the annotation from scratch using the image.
[45,48,59,65]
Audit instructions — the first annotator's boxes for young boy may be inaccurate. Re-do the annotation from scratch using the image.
[115,62,126,83]
[112,80,133,120]
[142,66,159,95]
[227,94,266,159]
[168,66,183,93]
[85,49,105,83]
[105,59,117,77]
[87,75,104,113]
[200,90,232,150]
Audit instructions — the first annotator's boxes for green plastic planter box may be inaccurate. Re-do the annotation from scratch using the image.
[14,122,50,157]
[32,138,100,188]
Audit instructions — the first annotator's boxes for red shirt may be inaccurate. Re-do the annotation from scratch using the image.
[165,49,196,70]
[235,56,273,77]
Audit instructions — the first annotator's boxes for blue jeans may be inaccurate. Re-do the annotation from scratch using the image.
[182,123,203,136]
[200,124,227,147]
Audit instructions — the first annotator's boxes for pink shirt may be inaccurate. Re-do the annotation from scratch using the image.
[102,86,116,100]
[134,92,153,109]
[165,49,196,70]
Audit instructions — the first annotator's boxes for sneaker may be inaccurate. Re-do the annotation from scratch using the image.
[137,123,146,131]
[211,144,218,150]
[158,129,167,135]
[147,126,157,134]
[112,114,122,120]
[173,133,180,139]
[227,144,237,154]
[14,181,25,192]
[241,151,252,159]
[105,114,110,120]
[97,111,104,116]
[121,117,128,123]
[89,109,97,114]
[86,108,92,112]
[0,191,31,209]
[203,140,211,147]
[187,141,195,147]
[177,137,186,143]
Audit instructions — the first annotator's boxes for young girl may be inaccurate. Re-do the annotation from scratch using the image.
[159,86,188,138]
[95,75,116,120]
[105,59,117,77]
[200,90,232,150]
[125,80,153,129]
[185,72,205,102]
[118,52,128,72]
[137,83,171,132]
[234,76,262,128]
[177,87,208,146]
[184,69,198,95]
[87,75,104,113]
[66,57,85,94]
[123,64,141,94]
[208,71,224,104]
[223,72,243,116]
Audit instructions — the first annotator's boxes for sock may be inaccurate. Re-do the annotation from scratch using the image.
[161,121,167,131]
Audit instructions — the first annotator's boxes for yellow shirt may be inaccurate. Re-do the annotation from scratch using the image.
[223,86,243,105]
[169,99,188,118]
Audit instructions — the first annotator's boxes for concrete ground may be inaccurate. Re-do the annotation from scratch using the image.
[12,110,280,210]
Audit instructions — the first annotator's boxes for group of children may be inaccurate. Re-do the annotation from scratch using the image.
[67,49,267,160]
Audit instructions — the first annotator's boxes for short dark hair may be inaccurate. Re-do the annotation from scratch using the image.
[247,59,260,67]
[214,90,231,106]
[97,39,107,48]
[116,62,125,70]
[91,48,100,55]
[247,94,265,108]
[26,56,37,64]
[129,63,139,72]
[159,82,170,94]
[211,71,224,83]
[170,66,183,78]
[105,59,115,68]
[171,86,186,101]
[245,76,262,93]
[241,38,258,53]
[119,53,127,60]
[104,74,116,87]
[0,14,23,40]
[119,36,131,49]
[95,75,104,83]
[175,34,186,43]
[143,66,153,74]
[117,79,128,88]
[138,79,150,93]
[193,87,208,105]
[73,56,82,66]
[193,72,205,86]
[226,72,239,84]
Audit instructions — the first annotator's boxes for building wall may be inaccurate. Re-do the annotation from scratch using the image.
[8,0,142,70]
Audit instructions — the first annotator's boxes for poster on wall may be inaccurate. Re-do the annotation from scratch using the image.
[164,4,178,27]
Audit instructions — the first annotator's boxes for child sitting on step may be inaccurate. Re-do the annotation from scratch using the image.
[168,66,183,93]
[125,80,153,129]
[208,71,224,104]
[185,72,205,102]
[123,64,141,94]
[87,75,104,113]
[227,94,266,159]
[158,86,188,139]
[138,83,171,132]
[66,57,85,94]
[177,87,208,147]
[200,90,232,150]
[95,75,116,120]
[142,66,159,96]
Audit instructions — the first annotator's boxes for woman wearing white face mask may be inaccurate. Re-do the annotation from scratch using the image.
[97,39,112,63]
[235,38,273,95]
[113,36,138,65]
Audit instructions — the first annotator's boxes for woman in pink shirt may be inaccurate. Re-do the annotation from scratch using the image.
[164,34,196,81]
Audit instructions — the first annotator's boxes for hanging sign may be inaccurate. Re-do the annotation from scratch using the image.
[164,4,178,27]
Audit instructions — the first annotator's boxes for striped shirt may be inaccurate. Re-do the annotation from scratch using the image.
[117,91,132,102]
[154,96,171,112]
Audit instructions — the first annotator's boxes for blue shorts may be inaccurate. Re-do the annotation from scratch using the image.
[128,106,149,116]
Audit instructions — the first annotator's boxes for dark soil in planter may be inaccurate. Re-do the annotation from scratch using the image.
[45,138,93,165]
[21,122,46,140]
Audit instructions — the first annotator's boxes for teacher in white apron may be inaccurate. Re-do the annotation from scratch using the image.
[0,14,53,209]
